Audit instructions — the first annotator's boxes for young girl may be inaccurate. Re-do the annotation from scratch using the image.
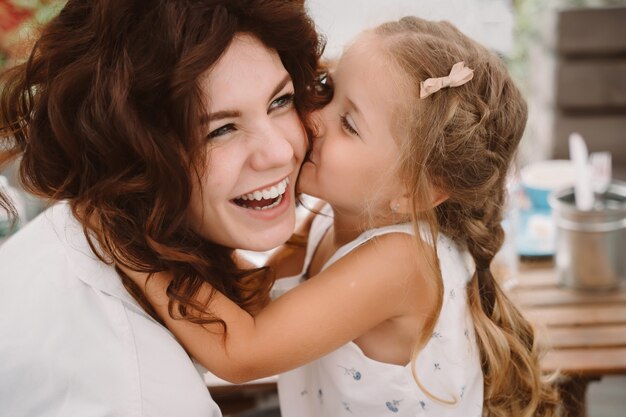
[130,17,559,417]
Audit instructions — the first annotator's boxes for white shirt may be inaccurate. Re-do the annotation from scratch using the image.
[0,203,221,417]
[275,206,484,417]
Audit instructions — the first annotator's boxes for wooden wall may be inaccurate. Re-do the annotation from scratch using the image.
[552,7,626,179]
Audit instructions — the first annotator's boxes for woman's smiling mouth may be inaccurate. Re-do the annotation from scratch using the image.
[232,177,289,210]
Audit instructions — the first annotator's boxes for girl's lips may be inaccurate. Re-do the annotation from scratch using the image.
[304,151,318,165]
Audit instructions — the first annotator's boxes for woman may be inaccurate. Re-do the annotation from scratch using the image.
[0,1,324,416]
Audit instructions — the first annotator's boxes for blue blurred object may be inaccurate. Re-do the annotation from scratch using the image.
[522,185,552,210]
[516,207,555,257]
[520,160,576,210]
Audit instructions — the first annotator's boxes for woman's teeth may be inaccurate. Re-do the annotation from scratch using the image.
[233,178,289,210]
[255,194,283,210]
[239,177,288,201]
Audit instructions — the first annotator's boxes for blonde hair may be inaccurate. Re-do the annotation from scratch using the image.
[373,17,560,416]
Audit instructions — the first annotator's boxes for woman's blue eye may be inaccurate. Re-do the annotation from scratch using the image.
[269,93,295,111]
[340,114,359,136]
[207,123,235,139]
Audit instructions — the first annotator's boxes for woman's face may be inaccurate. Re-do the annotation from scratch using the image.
[189,34,307,251]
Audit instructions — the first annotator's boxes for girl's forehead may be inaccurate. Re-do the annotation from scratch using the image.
[336,34,403,102]
[334,38,382,78]
[340,32,380,66]
[332,34,405,141]
[337,33,397,84]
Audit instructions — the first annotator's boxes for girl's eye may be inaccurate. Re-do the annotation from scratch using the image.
[269,93,295,111]
[340,114,359,136]
[207,123,235,139]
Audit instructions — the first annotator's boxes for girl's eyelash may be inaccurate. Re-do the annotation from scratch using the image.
[207,123,235,139]
[340,114,358,136]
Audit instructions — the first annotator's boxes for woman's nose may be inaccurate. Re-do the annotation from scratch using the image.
[249,124,297,171]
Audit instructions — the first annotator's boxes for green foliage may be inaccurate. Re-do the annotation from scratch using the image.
[510,0,626,92]
[0,0,66,70]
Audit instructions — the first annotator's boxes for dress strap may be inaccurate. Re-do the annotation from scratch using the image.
[322,222,414,271]
[300,204,334,276]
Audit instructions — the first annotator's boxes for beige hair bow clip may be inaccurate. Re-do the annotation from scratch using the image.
[420,61,474,99]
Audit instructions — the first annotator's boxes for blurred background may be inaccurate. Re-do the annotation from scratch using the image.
[2,0,625,215]
[2,1,626,415]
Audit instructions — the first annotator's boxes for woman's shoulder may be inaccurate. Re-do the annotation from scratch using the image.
[0,203,69,264]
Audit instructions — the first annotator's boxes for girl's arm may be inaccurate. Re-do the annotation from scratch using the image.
[130,233,436,383]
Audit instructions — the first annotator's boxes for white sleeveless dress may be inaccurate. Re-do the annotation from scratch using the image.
[273,206,484,417]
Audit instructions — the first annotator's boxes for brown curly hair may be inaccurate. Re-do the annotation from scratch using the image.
[0,0,325,327]
[374,17,560,417]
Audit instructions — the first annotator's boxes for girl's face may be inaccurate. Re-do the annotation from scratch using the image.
[188,34,306,251]
[299,34,405,216]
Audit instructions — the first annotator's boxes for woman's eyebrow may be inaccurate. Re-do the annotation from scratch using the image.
[204,74,292,124]
[207,110,241,123]
[268,74,292,102]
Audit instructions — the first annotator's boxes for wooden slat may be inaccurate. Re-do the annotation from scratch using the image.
[541,347,626,376]
[537,324,626,349]
[524,305,626,327]
[552,115,626,165]
[512,287,626,308]
[513,271,559,288]
[515,260,626,378]
[519,259,556,272]
[556,60,626,110]
[558,7,626,57]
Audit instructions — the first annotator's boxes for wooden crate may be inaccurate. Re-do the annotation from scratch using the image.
[557,7,626,57]
[556,60,626,111]
[552,7,626,179]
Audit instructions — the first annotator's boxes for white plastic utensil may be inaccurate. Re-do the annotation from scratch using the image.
[589,151,612,209]
[568,133,593,211]
[590,152,612,194]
